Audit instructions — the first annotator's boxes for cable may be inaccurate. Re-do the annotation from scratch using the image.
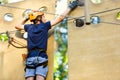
[68,7,120,20]
[0,4,26,10]
[1,3,120,20]
[0,30,17,34]
[1,3,120,26]
[0,4,63,17]
[100,21,120,25]
[90,7,120,16]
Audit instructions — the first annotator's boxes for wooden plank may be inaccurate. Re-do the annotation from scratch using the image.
[0,0,55,80]
[68,0,120,80]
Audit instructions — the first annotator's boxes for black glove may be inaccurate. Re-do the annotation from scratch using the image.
[68,0,78,10]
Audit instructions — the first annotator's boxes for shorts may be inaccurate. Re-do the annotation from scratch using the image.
[25,57,48,78]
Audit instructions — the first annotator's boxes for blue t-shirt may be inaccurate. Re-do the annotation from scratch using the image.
[24,21,51,58]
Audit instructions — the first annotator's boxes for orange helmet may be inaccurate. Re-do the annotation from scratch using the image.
[29,11,44,22]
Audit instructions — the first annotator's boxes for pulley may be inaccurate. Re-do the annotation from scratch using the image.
[76,19,84,27]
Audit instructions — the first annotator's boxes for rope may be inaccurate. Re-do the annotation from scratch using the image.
[0,30,17,34]
[1,3,120,26]
[100,21,120,25]
[0,4,26,10]
[0,4,61,16]
[69,7,120,20]
[1,4,120,20]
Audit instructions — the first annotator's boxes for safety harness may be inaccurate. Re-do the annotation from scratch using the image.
[25,60,48,69]
[25,48,48,71]
[6,31,48,70]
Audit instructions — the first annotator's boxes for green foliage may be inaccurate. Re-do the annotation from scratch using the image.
[54,18,68,80]
[0,34,8,41]
[0,0,8,4]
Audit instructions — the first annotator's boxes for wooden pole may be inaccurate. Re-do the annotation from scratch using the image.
[84,0,91,25]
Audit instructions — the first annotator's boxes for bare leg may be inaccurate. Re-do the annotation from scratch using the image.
[36,75,45,80]
[26,77,34,80]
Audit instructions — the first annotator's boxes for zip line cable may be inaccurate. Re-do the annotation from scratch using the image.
[0,30,17,34]
[1,4,120,20]
[90,7,120,16]
[100,21,120,25]
[0,4,26,10]
[68,7,120,25]
[69,7,120,20]
[0,4,65,17]
[0,4,120,31]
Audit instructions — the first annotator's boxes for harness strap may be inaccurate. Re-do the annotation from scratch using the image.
[29,48,46,53]
[25,60,48,71]
[25,48,47,71]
